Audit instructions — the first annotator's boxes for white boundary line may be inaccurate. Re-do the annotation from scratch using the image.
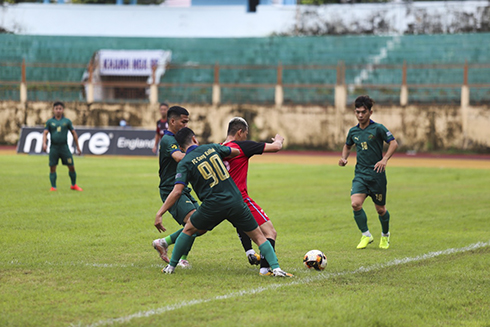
[72,241,489,327]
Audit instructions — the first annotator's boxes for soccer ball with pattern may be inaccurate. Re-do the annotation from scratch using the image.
[303,250,327,271]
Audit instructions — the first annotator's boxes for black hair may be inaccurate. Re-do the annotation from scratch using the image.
[53,101,65,108]
[227,117,248,136]
[175,127,195,149]
[354,95,375,111]
[167,106,189,120]
[160,102,169,108]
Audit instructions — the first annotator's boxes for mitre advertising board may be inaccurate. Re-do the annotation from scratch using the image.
[17,127,156,156]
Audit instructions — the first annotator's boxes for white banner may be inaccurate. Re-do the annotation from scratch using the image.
[99,50,171,76]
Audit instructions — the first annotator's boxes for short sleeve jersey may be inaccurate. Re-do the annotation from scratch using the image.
[156,119,168,137]
[158,130,192,194]
[222,140,265,197]
[44,116,74,145]
[175,144,242,206]
[346,120,395,177]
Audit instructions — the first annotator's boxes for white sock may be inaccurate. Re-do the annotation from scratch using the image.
[260,268,270,274]
[362,231,372,237]
[245,249,256,256]
[382,232,390,237]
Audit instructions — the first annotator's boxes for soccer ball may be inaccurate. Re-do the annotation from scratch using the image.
[303,250,327,271]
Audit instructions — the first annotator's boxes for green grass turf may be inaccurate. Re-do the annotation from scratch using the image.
[1,154,489,326]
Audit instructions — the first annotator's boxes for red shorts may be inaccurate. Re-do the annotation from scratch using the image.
[243,196,269,226]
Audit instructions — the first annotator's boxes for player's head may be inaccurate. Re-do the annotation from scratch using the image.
[227,117,249,141]
[175,127,197,149]
[53,101,65,109]
[159,102,169,117]
[53,101,65,117]
[167,106,190,133]
[354,95,375,111]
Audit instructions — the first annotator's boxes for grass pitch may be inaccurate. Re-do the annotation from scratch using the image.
[1,153,489,326]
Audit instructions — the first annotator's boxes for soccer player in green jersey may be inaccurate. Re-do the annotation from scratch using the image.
[152,106,199,268]
[339,95,398,249]
[154,127,293,277]
[42,101,83,192]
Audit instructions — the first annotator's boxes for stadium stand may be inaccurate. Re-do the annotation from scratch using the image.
[0,33,488,104]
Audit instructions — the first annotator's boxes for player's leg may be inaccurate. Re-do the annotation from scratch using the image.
[59,145,82,191]
[245,227,292,277]
[376,204,390,249]
[67,165,82,191]
[351,193,373,249]
[244,197,273,267]
[49,165,57,191]
[236,227,260,265]
[48,147,58,191]
[154,194,199,264]
[258,220,277,274]
[233,203,292,277]
[162,205,214,274]
[351,177,373,249]
[373,176,390,249]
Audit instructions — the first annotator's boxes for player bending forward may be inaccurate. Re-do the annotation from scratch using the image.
[154,127,293,277]
[222,117,284,276]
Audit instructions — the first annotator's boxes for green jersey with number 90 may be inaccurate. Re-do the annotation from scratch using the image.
[175,144,242,206]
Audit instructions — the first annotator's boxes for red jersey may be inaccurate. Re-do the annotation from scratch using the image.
[156,119,168,137]
[222,140,265,198]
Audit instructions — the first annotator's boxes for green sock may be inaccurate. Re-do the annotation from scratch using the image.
[165,228,184,246]
[379,210,390,235]
[182,236,195,258]
[69,171,76,185]
[169,233,193,267]
[353,208,368,233]
[259,241,279,270]
[49,172,57,188]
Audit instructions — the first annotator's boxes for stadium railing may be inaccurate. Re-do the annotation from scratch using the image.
[1,60,489,105]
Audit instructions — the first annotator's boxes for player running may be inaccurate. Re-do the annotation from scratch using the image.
[339,95,398,249]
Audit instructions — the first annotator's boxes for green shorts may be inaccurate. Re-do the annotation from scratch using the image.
[160,190,199,226]
[190,200,258,232]
[351,174,387,206]
[49,144,74,167]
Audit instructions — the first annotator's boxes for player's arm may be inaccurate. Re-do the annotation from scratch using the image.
[171,150,185,163]
[374,139,398,173]
[225,147,240,159]
[152,133,161,154]
[42,129,49,152]
[263,134,284,153]
[70,129,82,155]
[339,144,352,166]
[154,183,185,233]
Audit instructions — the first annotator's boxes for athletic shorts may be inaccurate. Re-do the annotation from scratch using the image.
[49,144,74,167]
[190,200,259,232]
[351,174,387,206]
[244,196,270,226]
[160,190,199,226]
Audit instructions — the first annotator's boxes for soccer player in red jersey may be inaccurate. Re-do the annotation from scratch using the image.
[222,117,284,276]
[152,102,169,154]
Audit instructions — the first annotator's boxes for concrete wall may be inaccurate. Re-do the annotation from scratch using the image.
[1,101,489,152]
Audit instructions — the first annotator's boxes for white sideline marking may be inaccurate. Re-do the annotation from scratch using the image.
[75,241,489,327]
